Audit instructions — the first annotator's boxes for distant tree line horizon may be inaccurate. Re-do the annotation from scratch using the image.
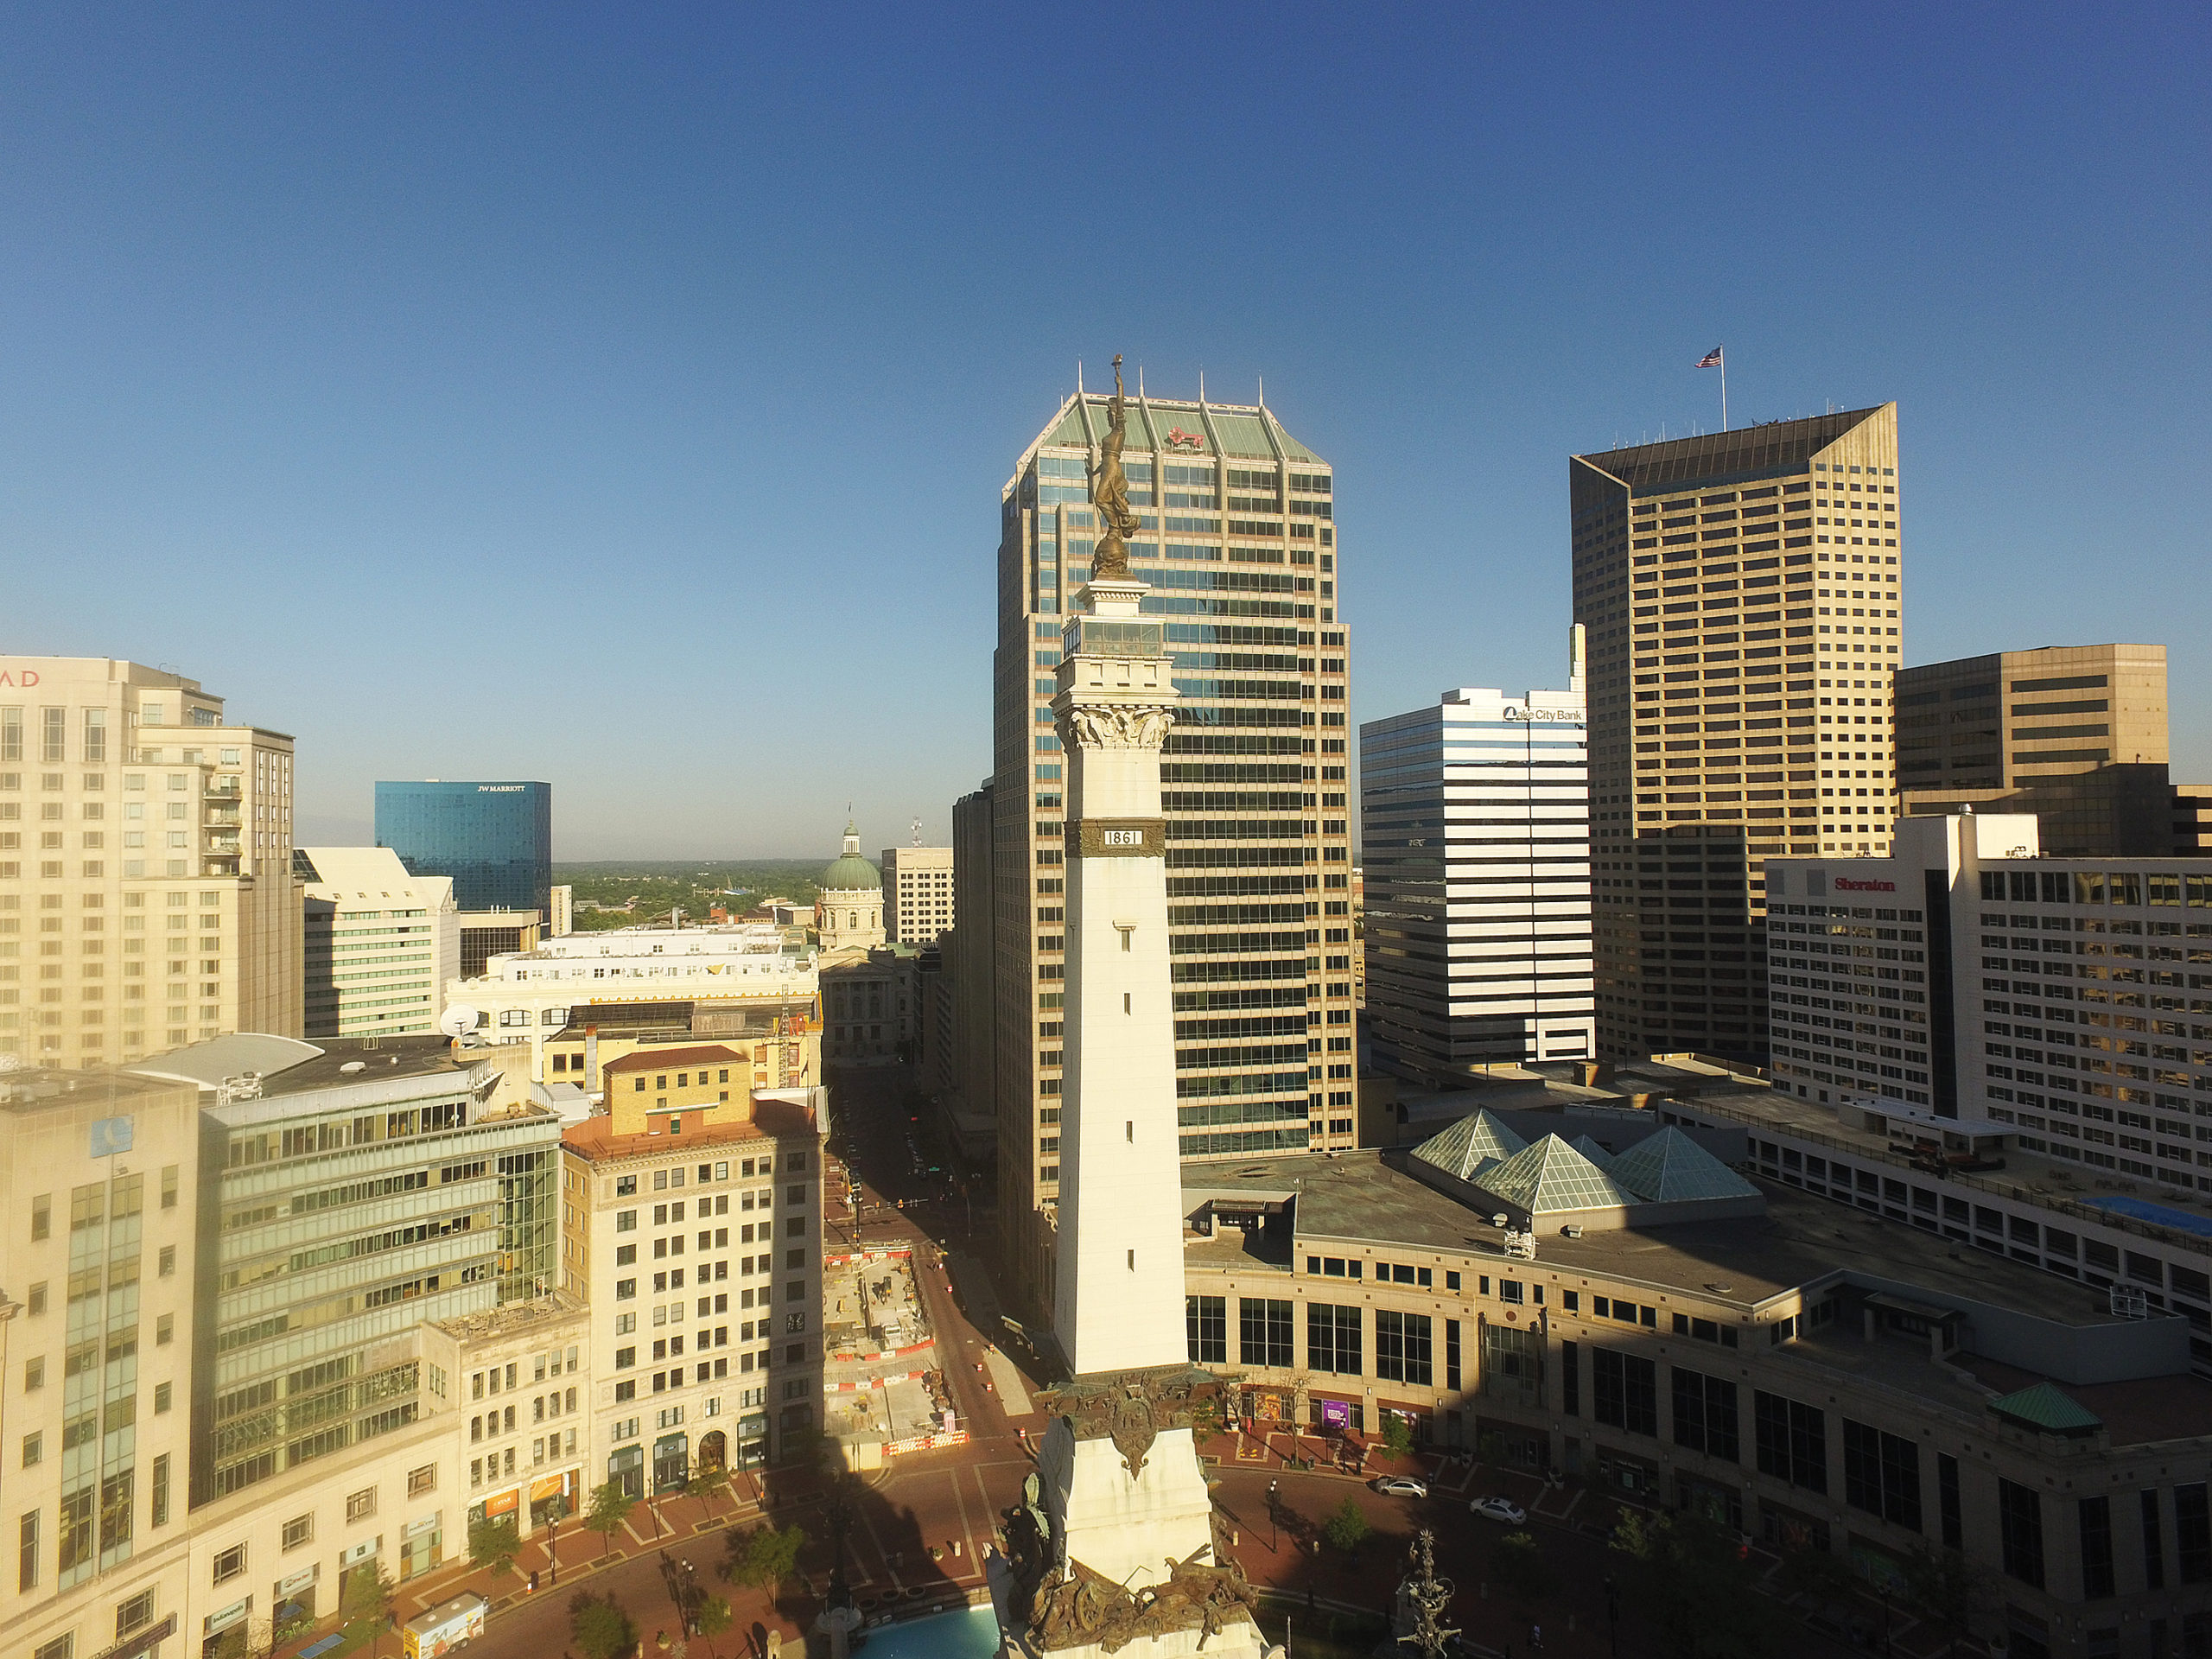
[554,861,825,931]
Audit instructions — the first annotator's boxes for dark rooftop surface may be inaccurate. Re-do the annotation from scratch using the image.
[1183,1149,2133,1328]
[1573,408,1884,492]
[128,1033,486,1097]
[1955,1356,2212,1447]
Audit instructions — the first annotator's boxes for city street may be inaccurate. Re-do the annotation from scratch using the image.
[326,1060,1893,1659]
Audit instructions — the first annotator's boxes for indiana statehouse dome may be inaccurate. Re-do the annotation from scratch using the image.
[820,820,882,893]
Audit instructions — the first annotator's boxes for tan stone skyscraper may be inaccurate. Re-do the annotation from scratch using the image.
[0,656,302,1065]
[1897,644,2176,855]
[1571,405,1901,1061]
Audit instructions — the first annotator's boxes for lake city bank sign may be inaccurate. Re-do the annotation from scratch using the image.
[1501,704,1582,723]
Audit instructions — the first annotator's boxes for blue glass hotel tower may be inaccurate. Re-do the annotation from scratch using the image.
[375,780,552,915]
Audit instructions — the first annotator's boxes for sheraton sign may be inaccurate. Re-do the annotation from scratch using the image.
[1833,877,1897,892]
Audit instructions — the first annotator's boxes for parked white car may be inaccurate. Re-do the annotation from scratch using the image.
[1471,1495,1527,1524]
[1373,1476,1429,1498]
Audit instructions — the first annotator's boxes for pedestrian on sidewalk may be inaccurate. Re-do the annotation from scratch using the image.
[1530,1624,1542,1651]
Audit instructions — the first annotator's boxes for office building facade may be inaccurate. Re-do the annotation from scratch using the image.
[5,1046,555,1659]
[561,1060,824,1482]
[0,656,302,1067]
[1571,406,1902,1063]
[1898,644,2182,855]
[989,388,1355,1308]
[123,1033,563,1504]
[296,846,459,1039]
[881,844,955,945]
[374,780,551,918]
[1763,810,2212,1201]
[3,1066,203,1659]
[1360,639,1593,1083]
[1181,1147,2212,1656]
[451,922,821,1090]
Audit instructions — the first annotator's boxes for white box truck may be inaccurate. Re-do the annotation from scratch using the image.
[404,1591,488,1658]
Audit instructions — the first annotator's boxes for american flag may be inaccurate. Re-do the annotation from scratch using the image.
[1696,347,1724,368]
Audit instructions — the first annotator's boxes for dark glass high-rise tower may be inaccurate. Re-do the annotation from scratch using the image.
[375,779,552,916]
[980,387,1355,1310]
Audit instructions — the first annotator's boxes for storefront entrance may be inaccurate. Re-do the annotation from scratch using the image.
[608,1445,644,1501]
[653,1433,690,1494]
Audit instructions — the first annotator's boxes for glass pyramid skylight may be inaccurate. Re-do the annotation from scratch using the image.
[1411,1110,1528,1184]
[1607,1127,1760,1204]
[1475,1135,1630,1215]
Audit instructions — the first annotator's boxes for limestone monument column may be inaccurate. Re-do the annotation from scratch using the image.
[992,358,1265,1659]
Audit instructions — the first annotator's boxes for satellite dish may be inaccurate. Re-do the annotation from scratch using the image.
[439,1006,481,1039]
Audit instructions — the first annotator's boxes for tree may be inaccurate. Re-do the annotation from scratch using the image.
[570,1590,638,1659]
[1321,1497,1371,1558]
[1901,1541,1993,1651]
[1491,1530,1556,1605]
[341,1560,398,1659]
[1610,1506,1773,1659]
[686,1459,731,1519]
[721,1522,807,1599]
[1775,1536,1856,1611]
[695,1595,735,1659]
[584,1478,637,1561]
[469,1516,524,1579]
[1378,1414,1414,1457]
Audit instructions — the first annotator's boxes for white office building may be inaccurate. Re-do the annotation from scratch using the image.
[296,845,459,1038]
[880,844,954,945]
[1359,631,1593,1081]
[1636,810,2212,1375]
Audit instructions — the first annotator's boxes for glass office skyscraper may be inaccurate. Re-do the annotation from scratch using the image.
[375,780,552,917]
[982,387,1355,1309]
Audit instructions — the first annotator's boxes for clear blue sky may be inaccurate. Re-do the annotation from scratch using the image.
[4,4,2206,859]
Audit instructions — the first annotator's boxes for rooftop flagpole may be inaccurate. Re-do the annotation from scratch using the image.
[1697,346,1726,430]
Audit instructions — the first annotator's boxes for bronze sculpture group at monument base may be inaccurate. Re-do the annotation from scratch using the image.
[1032,1363,1230,1484]
[1002,1505,1260,1655]
[1003,1364,1258,1653]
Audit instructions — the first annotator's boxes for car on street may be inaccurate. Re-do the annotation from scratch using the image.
[1372,1476,1429,1498]
[1471,1496,1527,1524]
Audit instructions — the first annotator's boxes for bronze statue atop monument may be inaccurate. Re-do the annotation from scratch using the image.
[1090,354,1142,581]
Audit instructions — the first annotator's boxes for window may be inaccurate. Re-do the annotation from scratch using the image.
[1238,1298,1294,1369]
[150,1455,168,1529]
[1306,1303,1362,1375]
[1592,1350,1656,1436]
[22,1433,40,1467]
[2078,1496,2115,1599]
[1560,1341,1580,1416]
[158,1245,174,1276]
[1375,1311,1432,1386]
[1999,1478,2045,1587]
[212,1542,246,1583]
[1938,1454,1961,1549]
[2142,1490,2165,1589]
[154,1382,170,1414]
[19,1511,37,1592]
[345,1487,376,1523]
[2176,1483,2209,1583]
[116,1588,156,1639]
[1671,1369,1740,1462]
[34,1637,68,1659]
[1754,1391,1827,1493]
[283,1514,313,1550]
[1185,1296,1226,1364]
[408,1464,436,1497]
[1843,1420,1921,1529]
